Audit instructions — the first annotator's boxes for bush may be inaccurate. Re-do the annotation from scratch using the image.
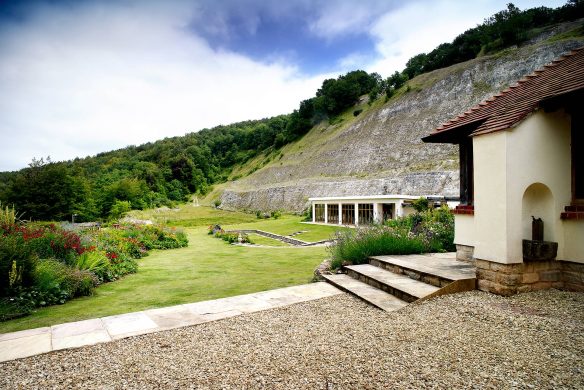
[0,233,38,294]
[213,231,251,244]
[328,205,455,269]
[270,210,282,219]
[75,250,111,281]
[412,197,430,213]
[328,227,426,269]
[34,259,97,301]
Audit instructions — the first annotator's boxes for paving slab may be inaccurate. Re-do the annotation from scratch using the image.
[143,306,207,331]
[0,332,52,363]
[51,319,111,350]
[0,282,342,363]
[0,326,50,342]
[371,253,476,281]
[102,312,165,340]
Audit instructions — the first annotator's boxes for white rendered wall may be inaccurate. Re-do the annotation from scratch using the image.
[454,214,475,247]
[470,109,581,264]
[505,110,572,262]
[472,130,509,263]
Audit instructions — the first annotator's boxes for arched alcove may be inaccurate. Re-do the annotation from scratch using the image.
[521,183,555,241]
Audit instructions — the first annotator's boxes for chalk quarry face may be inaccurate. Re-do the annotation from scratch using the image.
[220,38,584,213]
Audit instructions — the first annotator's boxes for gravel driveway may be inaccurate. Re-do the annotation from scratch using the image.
[1,289,583,389]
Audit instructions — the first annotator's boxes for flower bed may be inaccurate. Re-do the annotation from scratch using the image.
[0,214,188,321]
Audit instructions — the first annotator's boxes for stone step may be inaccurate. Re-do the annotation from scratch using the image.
[369,253,476,288]
[321,274,409,312]
[345,264,440,303]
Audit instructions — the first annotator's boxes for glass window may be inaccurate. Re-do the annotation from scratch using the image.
[327,204,339,224]
[342,204,355,225]
[314,204,325,222]
[358,203,374,225]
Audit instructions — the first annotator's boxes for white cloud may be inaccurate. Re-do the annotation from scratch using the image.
[0,1,323,171]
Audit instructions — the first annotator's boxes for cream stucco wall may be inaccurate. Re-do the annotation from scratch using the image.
[470,109,581,264]
[454,214,475,247]
[563,221,584,262]
[472,130,509,262]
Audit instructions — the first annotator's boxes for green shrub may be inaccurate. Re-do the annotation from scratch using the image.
[328,227,426,269]
[412,197,430,213]
[34,259,97,300]
[0,234,37,295]
[214,231,251,244]
[328,205,455,269]
[0,296,34,321]
[270,210,282,219]
[75,250,111,280]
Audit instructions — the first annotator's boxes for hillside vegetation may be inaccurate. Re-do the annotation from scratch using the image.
[1,2,583,221]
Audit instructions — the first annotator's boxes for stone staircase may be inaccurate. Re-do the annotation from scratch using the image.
[322,253,476,312]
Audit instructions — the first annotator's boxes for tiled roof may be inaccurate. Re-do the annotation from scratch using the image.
[423,46,584,143]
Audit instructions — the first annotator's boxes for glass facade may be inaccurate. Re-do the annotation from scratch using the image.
[327,204,339,224]
[342,204,355,225]
[358,203,374,224]
[314,204,325,222]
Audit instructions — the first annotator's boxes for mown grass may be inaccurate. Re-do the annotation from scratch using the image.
[0,225,327,333]
[224,215,347,242]
[247,233,291,247]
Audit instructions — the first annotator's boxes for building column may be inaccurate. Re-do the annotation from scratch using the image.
[373,203,380,223]
[396,201,403,218]
[338,203,343,225]
[324,203,328,224]
[354,202,359,226]
[312,203,316,223]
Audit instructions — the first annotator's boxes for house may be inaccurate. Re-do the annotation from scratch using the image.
[423,47,584,295]
[308,195,458,226]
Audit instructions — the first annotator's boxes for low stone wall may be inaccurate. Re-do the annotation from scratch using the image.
[475,258,584,296]
[226,229,332,246]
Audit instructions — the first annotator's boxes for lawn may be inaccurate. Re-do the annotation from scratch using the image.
[224,215,346,242]
[0,208,342,333]
[247,233,292,247]
[128,204,258,227]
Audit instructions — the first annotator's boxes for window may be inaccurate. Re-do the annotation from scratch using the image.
[358,203,374,225]
[327,204,339,224]
[342,204,355,225]
[314,204,325,222]
[459,137,474,205]
[573,110,583,203]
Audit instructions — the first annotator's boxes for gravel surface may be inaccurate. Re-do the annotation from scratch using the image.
[1,289,583,389]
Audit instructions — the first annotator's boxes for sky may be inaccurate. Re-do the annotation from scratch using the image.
[0,0,567,171]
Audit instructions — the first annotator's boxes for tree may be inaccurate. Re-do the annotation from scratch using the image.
[6,158,80,221]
